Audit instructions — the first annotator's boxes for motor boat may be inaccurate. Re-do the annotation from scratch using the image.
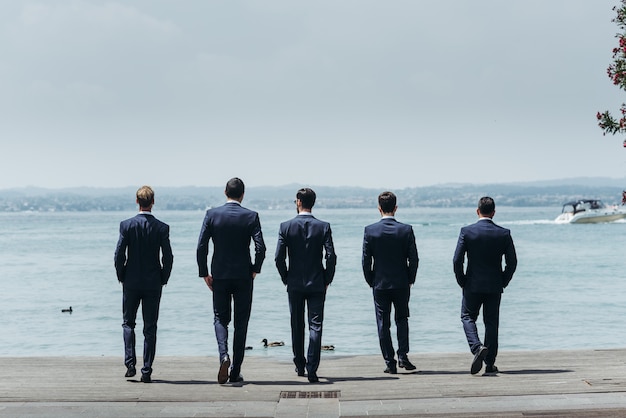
[554,199,626,224]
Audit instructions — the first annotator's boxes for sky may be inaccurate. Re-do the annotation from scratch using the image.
[1,0,626,189]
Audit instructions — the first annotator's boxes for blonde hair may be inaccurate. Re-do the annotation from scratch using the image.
[136,185,155,208]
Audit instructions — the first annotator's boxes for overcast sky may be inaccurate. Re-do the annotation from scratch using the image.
[1,0,625,189]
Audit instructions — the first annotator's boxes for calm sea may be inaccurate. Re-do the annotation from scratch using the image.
[1,206,625,359]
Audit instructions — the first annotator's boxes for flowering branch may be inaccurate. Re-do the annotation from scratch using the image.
[598,0,626,146]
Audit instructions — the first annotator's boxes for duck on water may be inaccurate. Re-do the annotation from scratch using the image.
[261,339,284,347]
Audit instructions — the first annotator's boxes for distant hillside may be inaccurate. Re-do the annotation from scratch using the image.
[0,178,624,212]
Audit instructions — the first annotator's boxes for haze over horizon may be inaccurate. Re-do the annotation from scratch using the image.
[2,1,626,189]
[2,175,626,193]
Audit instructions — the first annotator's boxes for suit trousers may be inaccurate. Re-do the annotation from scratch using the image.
[373,288,410,367]
[288,290,326,375]
[122,287,162,376]
[461,289,501,366]
[212,278,254,374]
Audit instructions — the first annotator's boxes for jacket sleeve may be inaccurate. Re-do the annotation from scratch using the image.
[323,224,337,286]
[362,228,374,287]
[160,224,174,285]
[196,212,211,277]
[407,227,419,285]
[274,225,288,285]
[452,229,467,288]
[114,222,127,282]
[251,213,266,274]
[502,233,517,288]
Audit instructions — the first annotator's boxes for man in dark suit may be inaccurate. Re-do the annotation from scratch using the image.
[197,177,266,384]
[362,191,419,374]
[114,185,173,383]
[275,188,337,383]
[453,196,517,375]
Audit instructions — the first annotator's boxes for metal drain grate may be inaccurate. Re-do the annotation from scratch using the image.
[279,390,341,399]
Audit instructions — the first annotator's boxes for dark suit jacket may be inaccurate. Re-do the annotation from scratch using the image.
[453,218,517,293]
[362,217,419,290]
[196,201,266,280]
[114,213,174,290]
[275,213,337,293]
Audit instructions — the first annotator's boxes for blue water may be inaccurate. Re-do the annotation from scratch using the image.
[1,207,625,359]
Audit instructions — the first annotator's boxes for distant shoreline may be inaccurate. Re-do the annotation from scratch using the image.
[0,179,624,211]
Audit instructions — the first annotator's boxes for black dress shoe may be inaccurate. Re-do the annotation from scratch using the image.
[484,365,499,375]
[295,368,305,377]
[140,374,152,383]
[308,373,319,383]
[384,366,398,374]
[218,356,231,384]
[125,366,136,377]
[229,373,244,383]
[398,358,417,371]
[471,346,488,375]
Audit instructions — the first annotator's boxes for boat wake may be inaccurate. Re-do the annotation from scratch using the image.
[502,219,555,226]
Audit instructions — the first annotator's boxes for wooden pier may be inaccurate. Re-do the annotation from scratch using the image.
[1,349,626,416]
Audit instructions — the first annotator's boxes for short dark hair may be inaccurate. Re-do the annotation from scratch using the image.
[225,177,245,199]
[136,185,154,208]
[378,191,396,213]
[478,196,495,215]
[296,188,316,209]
